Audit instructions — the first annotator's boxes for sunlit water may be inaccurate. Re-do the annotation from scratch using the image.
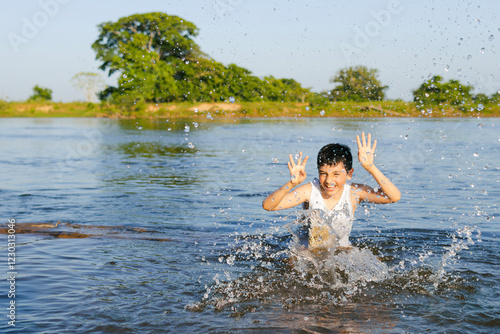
[0,117,498,333]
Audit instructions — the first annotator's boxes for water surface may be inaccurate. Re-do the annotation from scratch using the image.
[0,117,498,333]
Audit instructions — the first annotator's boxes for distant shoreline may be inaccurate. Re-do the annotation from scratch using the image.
[1,101,498,118]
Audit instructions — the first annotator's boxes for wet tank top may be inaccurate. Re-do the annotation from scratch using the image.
[306,178,354,247]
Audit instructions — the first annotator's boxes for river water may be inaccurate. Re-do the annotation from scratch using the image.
[0,117,498,333]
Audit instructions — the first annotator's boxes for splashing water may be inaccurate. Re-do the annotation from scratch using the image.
[430,225,480,285]
[189,210,481,317]
[187,207,482,316]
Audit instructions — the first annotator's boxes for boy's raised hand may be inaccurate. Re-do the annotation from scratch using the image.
[288,152,308,186]
[356,132,377,170]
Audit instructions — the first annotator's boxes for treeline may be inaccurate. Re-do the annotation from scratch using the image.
[14,12,499,113]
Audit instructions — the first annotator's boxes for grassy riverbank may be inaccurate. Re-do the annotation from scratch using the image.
[1,100,499,118]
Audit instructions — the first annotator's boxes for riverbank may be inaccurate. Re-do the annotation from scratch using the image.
[1,100,498,118]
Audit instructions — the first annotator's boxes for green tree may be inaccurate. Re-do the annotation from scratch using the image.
[490,91,500,104]
[92,12,202,103]
[329,66,387,101]
[72,72,105,102]
[28,85,52,101]
[92,12,310,104]
[413,76,473,107]
[473,93,489,105]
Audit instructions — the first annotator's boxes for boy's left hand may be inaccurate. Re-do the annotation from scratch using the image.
[356,132,377,170]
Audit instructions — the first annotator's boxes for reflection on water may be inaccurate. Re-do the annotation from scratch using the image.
[117,142,197,158]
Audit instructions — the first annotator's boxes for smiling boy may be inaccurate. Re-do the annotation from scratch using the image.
[262,133,401,251]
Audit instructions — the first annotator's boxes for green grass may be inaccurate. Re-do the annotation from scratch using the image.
[1,100,499,118]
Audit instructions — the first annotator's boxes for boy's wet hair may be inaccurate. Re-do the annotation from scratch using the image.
[317,143,352,170]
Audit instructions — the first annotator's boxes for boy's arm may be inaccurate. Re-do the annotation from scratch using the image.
[262,152,311,211]
[262,182,311,211]
[353,133,401,204]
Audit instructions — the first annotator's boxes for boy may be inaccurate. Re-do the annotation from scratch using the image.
[262,133,400,252]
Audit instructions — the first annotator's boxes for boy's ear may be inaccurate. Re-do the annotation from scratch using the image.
[347,168,354,180]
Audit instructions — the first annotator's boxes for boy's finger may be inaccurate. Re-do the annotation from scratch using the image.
[289,154,296,167]
[367,133,372,148]
[302,155,309,166]
[356,135,361,148]
[372,139,377,152]
[362,132,366,147]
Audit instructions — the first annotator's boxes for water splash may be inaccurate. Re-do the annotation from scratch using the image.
[430,225,479,286]
[188,213,481,316]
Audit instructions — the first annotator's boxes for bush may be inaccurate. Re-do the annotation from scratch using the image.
[28,85,52,101]
[413,76,473,108]
[308,93,330,107]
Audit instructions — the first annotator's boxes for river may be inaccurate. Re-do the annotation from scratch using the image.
[0,117,498,333]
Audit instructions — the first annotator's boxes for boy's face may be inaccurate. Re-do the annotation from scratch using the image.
[318,162,353,197]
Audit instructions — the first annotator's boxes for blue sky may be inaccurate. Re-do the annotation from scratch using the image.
[1,0,498,102]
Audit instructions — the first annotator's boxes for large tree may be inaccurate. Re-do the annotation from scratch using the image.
[413,75,473,107]
[92,12,310,104]
[329,66,388,101]
[92,12,201,103]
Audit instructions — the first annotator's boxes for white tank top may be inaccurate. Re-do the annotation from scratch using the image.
[306,178,354,247]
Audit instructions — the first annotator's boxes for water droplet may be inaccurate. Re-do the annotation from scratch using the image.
[137,126,143,130]
[229,96,236,103]
[122,74,127,78]
[185,60,190,64]
[473,152,479,157]
[187,142,195,149]
[477,104,484,111]
[489,34,494,41]
[444,65,449,71]
[320,110,325,116]
[184,125,190,133]
[467,55,472,60]
[193,122,199,128]
[480,47,485,53]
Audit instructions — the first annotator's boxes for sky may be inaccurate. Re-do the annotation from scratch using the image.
[0,0,499,102]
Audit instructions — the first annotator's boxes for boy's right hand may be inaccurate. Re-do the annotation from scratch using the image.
[288,152,308,186]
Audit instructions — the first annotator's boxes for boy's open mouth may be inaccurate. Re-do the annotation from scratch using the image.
[323,184,336,192]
